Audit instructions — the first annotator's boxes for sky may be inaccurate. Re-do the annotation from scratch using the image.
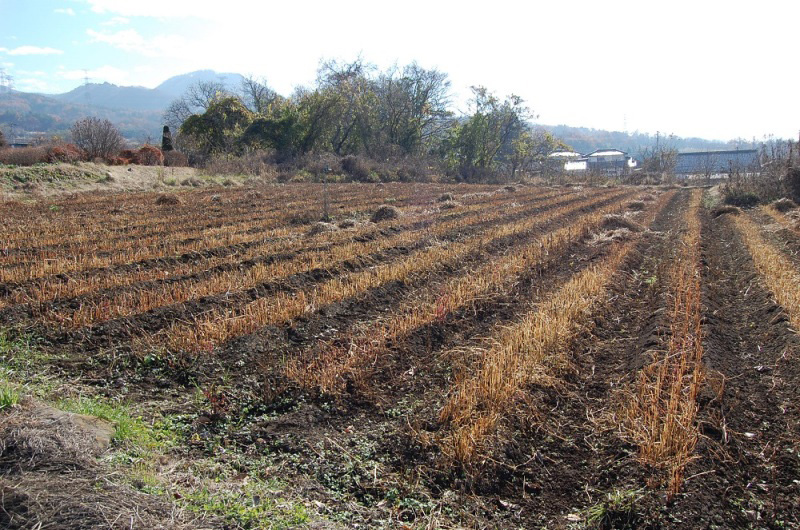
[0,0,798,141]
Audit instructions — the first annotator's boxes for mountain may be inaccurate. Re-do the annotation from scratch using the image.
[53,82,173,112]
[0,70,246,143]
[0,89,162,142]
[538,124,746,157]
[156,70,245,98]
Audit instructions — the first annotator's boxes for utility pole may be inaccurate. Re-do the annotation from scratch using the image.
[322,166,331,221]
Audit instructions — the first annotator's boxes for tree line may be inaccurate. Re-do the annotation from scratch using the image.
[165,59,563,182]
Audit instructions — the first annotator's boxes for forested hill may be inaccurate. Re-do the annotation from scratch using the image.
[539,124,755,156]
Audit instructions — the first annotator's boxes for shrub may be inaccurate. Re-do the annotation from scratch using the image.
[341,155,371,181]
[205,150,276,177]
[723,190,760,208]
[118,149,137,164]
[135,145,164,166]
[46,143,85,163]
[771,198,798,213]
[106,156,127,166]
[163,151,188,167]
[71,117,124,159]
[0,146,49,166]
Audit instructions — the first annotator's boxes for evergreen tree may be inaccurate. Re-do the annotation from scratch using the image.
[161,125,174,152]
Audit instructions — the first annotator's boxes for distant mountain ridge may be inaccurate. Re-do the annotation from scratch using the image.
[53,83,173,112]
[0,70,246,142]
[538,124,751,158]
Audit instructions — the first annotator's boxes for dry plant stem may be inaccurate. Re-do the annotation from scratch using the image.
[39,190,584,326]
[732,212,800,327]
[158,191,632,353]
[1,188,565,305]
[288,193,640,394]
[623,189,704,501]
[437,190,674,464]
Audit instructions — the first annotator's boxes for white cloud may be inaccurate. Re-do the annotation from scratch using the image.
[84,0,207,18]
[16,78,52,92]
[101,16,130,26]
[75,0,800,139]
[57,65,131,85]
[54,7,76,15]
[0,46,64,56]
[87,29,188,58]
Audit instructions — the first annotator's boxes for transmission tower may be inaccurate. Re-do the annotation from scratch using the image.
[83,69,92,108]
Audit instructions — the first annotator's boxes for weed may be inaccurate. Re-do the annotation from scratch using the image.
[0,378,19,410]
[181,478,308,529]
[585,489,643,529]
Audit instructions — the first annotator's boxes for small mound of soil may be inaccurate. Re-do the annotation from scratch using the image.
[439,200,462,210]
[712,205,741,218]
[307,221,338,236]
[210,194,222,203]
[371,205,401,223]
[590,228,633,246]
[437,193,455,202]
[180,177,202,187]
[155,194,180,206]
[771,198,798,212]
[639,193,657,202]
[462,191,494,200]
[627,200,645,211]
[338,219,357,229]
[601,214,643,232]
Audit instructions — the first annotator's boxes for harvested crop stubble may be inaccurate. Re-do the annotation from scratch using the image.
[439,242,634,463]
[41,191,586,327]
[732,212,800,328]
[286,193,636,394]
[436,190,672,463]
[4,191,528,305]
[622,189,704,500]
[157,191,631,354]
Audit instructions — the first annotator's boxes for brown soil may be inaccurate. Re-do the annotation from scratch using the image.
[5,184,798,529]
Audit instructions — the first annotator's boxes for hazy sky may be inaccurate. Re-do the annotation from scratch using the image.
[1,0,797,141]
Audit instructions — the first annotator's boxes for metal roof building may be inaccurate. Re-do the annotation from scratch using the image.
[674,149,761,175]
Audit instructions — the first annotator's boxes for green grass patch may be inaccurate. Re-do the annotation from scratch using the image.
[182,478,308,529]
[0,379,19,410]
[56,395,180,450]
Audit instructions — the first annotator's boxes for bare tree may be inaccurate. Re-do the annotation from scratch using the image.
[239,75,281,114]
[71,117,123,159]
[163,80,227,130]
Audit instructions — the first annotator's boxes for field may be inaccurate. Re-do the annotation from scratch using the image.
[0,182,798,529]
